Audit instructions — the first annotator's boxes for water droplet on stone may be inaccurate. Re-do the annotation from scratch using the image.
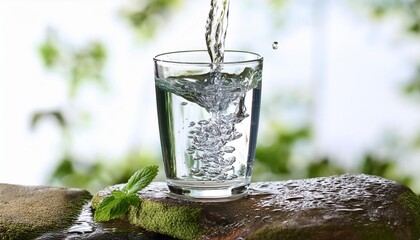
[335,208,364,212]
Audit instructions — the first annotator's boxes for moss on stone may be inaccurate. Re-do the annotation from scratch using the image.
[0,184,91,240]
[398,191,420,238]
[127,200,201,240]
[0,224,36,240]
[91,192,102,209]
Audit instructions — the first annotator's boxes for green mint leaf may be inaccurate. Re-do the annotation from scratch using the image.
[93,165,158,222]
[122,165,159,194]
[109,197,130,218]
[126,193,141,207]
[111,190,127,198]
[94,194,130,222]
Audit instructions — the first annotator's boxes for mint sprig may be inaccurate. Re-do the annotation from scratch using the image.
[94,165,158,222]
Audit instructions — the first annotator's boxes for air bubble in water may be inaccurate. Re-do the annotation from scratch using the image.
[223,146,235,153]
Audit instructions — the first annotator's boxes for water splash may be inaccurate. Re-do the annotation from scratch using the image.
[205,0,230,64]
[156,69,261,181]
[157,0,261,183]
[67,203,95,234]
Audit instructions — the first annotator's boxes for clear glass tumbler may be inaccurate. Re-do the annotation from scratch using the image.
[154,50,263,201]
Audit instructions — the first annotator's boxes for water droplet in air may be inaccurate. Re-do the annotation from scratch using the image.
[272,41,279,50]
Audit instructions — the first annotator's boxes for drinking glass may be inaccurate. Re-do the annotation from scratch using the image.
[154,50,263,201]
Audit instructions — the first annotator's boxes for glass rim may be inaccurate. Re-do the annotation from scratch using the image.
[153,49,263,65]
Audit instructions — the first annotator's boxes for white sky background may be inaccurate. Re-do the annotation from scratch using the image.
[1,0,419,189]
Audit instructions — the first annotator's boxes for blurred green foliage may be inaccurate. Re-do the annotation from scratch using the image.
[361,0,420,99]
[254,119,413,187]
[31,110,66,130]
[361,0,420,191]
[366,0,420,35]
[32,1,184,193]
[34,30,107,145]
[120,0,182,40]
[267,0,288,9]
[256,124,311,175]
[38,29,107,97]
[32,0,420,193]
[48,151,162,192]
[404,65,420,100]
[34,31,116,193]
[34,31,110,192]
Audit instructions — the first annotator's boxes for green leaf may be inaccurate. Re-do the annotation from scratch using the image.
[126,194,141,207]
[93,165,158,222]
[94,195,130,222]
[111,190,127,198]
[109,198,130,219]
[122,165,159,194]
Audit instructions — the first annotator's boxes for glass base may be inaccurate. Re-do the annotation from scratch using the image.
[166,180,250,202]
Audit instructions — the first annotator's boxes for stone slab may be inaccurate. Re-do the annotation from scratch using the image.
[0,183,91,240]
[93,174,420,240]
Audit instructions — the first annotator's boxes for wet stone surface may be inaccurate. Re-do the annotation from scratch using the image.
[0,183,91,240]
[35,203,175,240]
[0,183,173,240]
[2,174,420,240]
[93,174,420,240]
